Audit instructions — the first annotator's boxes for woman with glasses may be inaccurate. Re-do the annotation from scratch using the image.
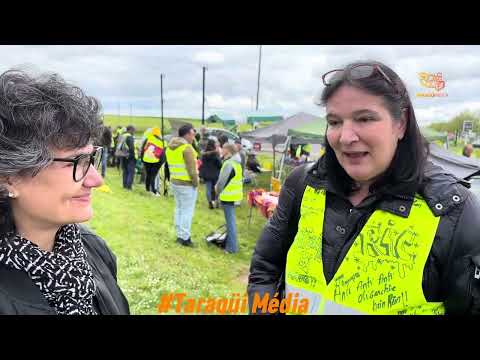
[248,60,480,315]
[0,69,129,315]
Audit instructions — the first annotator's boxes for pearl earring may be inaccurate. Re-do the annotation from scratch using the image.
[8,192,16,198]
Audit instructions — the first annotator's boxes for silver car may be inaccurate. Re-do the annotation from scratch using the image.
[204,128,253,152]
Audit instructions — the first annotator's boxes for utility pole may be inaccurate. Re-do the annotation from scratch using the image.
[256,45,262,111]
[161,73,167,196]
[161,74,164,147]
[202,66,206,125]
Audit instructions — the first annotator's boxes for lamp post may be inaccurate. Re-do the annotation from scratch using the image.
[202,66,206,125]
[256,45,262,111]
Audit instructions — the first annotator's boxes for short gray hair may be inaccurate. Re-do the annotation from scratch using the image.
[0,69,103,233]
[222,142,237,155]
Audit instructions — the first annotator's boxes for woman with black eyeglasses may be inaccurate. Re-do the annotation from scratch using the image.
[248,60,480,315]
[0,69,129,315]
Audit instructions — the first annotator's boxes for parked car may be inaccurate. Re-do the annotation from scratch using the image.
[203,128,253,152]
[161,128,253,152]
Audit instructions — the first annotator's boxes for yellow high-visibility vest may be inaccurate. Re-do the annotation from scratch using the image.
[219,159,243,202]
[285,186,444,315]
[303,144,312,153]
[165,144,198,181]
[142,135,164,163]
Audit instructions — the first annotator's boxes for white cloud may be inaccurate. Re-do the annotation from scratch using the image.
[193,51,225,65]
[0,45,478,125]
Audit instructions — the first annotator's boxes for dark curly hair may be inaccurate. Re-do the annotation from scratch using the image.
[0,69,103,233]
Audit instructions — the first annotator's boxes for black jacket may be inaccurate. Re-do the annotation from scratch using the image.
[199,152,222,181]
[101,127,113,148]
[247,157,480,314]
[0,225,130,315]
[126,134,136,160]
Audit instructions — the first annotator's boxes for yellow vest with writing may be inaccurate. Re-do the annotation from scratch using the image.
[285,186,445,315]
[143,135,164,163]
[219,159,243,202]
[166,144,198,181]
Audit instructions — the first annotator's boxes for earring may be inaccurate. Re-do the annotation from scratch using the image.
[8,192,16,198]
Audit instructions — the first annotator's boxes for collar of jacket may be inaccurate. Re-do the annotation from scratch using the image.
[0,229,105,315]
[306,157,469,218]
[0,266,57,314]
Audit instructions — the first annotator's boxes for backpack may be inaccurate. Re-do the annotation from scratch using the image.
[205,224,227,248]
[115,134,129,158]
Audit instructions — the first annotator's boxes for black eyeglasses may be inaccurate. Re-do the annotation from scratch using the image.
[322,64,405,97]
[53,146,103,182]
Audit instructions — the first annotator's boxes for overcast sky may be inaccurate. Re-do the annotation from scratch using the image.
[1,45,479,126]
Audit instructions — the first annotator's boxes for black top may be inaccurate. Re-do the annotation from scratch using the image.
[248,157,480,314]
[199,152,222,181]
[100,127,113,148]
[0,225,130,315]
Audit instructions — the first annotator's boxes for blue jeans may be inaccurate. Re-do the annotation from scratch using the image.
[204,180,216,203]
[122,158,136,189]
[222,202,238,253]
[101,146,108,178]
[171,183,198,241]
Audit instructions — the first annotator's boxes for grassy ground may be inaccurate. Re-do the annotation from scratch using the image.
[86,164,273,315]
[444,143,480,158]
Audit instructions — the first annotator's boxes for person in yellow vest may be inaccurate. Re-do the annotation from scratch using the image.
[165,124,199,247]
[140,127,165,196]
[215,143,243,254]
[248,60,480,315]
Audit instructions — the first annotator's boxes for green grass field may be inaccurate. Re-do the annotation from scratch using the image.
[87,164,273,315]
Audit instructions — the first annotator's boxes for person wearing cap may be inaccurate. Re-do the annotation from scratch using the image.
[140,127,165,196]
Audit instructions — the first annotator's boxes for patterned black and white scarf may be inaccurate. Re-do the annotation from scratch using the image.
[0,224,97,315]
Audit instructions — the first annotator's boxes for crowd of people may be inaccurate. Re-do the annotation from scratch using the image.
[98,120,252,254]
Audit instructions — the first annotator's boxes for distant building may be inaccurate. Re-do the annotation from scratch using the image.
[206,114,237,129]
[246,113,284,126]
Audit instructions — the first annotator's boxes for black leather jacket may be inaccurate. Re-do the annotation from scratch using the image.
[0,225,130,315]
[247,158,480,314]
